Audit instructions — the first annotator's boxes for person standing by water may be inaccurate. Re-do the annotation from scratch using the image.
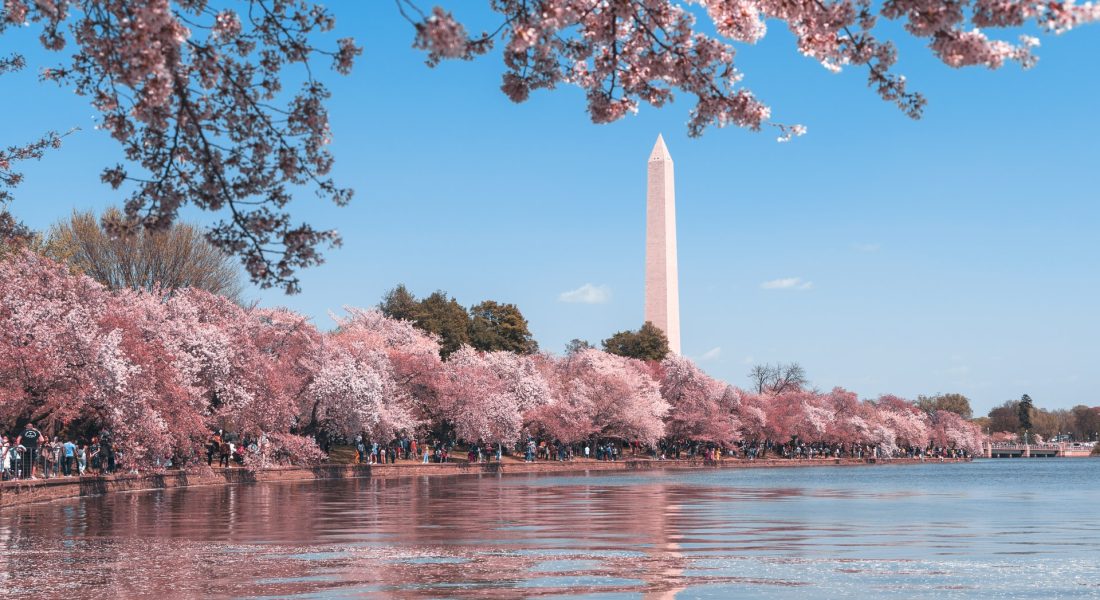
[206,431,221,466]
[1,437,11,480]
[9,441,24,479]
[88,437,102,475]
[62,438,76,476]
[77,441,88,475]
[219,437,231,468]
[17,422,42,479]
[44,437,60,478]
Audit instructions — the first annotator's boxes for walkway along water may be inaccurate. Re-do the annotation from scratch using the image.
[0,456,970,509]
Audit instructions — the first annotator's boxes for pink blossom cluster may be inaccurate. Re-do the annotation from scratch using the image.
[0,251,985,468]
[405,0,1099,135]
[2,0,363,292]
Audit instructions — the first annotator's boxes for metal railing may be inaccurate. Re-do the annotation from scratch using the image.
[1,447,111,482]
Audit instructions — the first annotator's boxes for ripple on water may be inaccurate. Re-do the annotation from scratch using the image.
[2,460,1099,598]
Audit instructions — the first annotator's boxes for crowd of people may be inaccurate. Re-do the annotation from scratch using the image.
[2,422,120,481]
[3,422,972,484]
[657,439,972,461]
[205,430,251,468]
[342,434,973,469]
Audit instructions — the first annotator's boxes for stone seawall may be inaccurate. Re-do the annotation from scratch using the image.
[0,457,970,509]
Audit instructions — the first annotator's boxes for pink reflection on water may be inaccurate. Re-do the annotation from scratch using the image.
[0,474,817,598]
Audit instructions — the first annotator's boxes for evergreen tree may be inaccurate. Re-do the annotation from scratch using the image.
[378,284,419,322]
[468,300,538,354]
[602,322,670,361]
[1018,394,1034,432]
[417,291,471,359]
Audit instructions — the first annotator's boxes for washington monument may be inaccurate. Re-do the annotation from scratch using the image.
[645,134,681,355]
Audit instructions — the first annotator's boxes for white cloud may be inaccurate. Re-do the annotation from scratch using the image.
[760,277,813,291]
[558,283,611,304]
[852,242,881,253]
[701,347,722,361]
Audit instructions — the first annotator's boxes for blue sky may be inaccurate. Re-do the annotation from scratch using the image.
[4,4,1098,415]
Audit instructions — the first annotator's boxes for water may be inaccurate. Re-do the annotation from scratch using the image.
[1,460,1098,598]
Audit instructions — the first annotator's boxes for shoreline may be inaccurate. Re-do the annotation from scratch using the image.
[0,456,971,509]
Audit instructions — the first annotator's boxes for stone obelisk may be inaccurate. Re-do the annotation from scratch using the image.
[645,134,681,355]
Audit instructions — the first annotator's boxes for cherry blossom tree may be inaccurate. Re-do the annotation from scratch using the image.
[820,387,874,445]
[402,1,1098,138]
[930,409,983,454]
[659,354,741,444]
[875,394,932,449]
[0,250,126,434]
[437,346,551,445]
[757,389,834,443]
[251,307,324,427]
[527,353,601,443]
[328,307,443,425]
[100,287,211,465]
[160,288,306,436]
[754,390,801,442]
[733,390,770,441]
[479,349,554,414]
[2,0,362,292]
[0,252,206,467]
[0,248,987,468]
[533,349,669,445]
[305,343,418,442]
[258,431,327,466]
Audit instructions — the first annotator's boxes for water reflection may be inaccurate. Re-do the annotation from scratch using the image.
[1,461,1099,598]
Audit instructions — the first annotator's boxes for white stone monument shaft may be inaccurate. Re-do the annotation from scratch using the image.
[645,134,681,355]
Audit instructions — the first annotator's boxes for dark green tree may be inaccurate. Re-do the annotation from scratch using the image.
[417,291,471,358]
[378,283,420,322]
[468,300,538,354]
[601,321,669,361]
[1018,394,1034,432]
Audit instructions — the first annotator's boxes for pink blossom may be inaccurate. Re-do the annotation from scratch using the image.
[408,0,1098,137]
[660,354,741,443]
[531,349,668,445]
